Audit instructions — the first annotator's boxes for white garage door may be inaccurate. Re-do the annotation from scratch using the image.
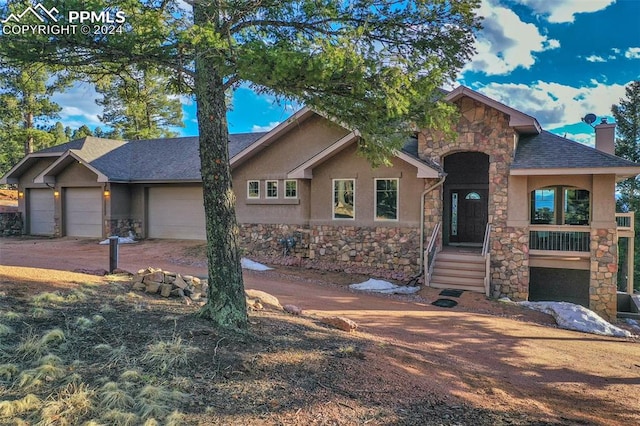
[148,186,206,240]
[28,189,54,235]
[64,187,102,237]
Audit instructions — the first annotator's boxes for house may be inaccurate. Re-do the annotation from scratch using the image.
[2,85,639,320]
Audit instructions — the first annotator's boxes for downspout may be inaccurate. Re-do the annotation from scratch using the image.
[419,176,446,271]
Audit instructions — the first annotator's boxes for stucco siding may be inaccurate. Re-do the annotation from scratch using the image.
[309,144,423,227]
[234,114,349,225]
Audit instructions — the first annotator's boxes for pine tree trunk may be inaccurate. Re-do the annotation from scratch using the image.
[193,5,247,329]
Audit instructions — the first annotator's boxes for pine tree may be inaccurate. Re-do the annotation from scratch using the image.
[95,67,183,140]
[613,80,640,291]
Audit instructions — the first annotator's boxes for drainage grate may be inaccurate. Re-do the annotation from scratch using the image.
[431,298,458,308]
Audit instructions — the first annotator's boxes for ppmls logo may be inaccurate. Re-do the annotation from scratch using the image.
[1,3,59,24]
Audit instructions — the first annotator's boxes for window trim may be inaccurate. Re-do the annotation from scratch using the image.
[374,178,399,222]
[247,180,260,199]
[265,180,279,199]
[332,178,356,220]
[284,179,298,199]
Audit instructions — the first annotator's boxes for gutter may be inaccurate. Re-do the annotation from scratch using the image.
[418,176,446,271]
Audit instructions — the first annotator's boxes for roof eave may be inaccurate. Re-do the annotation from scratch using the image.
[0,152,61,184]
[287,131,359,179]
[33,150,109,184]
[510,166,640,178]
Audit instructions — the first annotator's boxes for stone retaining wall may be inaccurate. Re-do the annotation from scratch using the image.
[0,212,22,236]
[238,223,421,280]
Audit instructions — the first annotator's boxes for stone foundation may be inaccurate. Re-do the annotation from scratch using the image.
[238,223,421,280]
[106,219,143,239]
[0,212,22,236]
[590,228,617,320]
[490,227,529,300]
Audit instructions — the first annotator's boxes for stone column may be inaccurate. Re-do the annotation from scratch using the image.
[590,228,618,320]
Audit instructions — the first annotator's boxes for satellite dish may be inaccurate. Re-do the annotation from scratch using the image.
[582,113,597,126]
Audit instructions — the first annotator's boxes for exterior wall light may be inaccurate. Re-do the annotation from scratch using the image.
[103,190,110,197]
[18,191,24,198]
[53,190,60,197]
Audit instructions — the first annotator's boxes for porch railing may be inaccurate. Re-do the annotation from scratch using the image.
[616,212,635,294]
[529,227,590,252]
[424,222,441,287]
[481,223,491,297]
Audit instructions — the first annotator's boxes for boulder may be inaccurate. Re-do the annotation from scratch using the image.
[283,304,303,316]
[143,271,165,284]
[321,316,358,332]
[173,275,188,289]
[245,289,282,310]
[132,282,146,291]
[145,282,161,294]
[160,284,173,297]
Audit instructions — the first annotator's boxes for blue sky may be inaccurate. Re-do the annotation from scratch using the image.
[50,0,640,146]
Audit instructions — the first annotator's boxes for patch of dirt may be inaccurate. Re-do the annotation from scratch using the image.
[1,238,640,425]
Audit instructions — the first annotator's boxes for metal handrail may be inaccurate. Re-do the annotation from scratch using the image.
[424,222,441,287]
[481,223,491,257]
[481,223,491,297]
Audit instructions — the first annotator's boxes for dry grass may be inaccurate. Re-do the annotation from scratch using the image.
[141,336,200,373]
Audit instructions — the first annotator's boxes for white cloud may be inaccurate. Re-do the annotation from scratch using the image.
[474,80,628,129]
[51,82,103,126]
[514,0,615,23]
[585,55,606,63]
[251,121,280,132]
[624,48,640,59]
[464,0,560,75]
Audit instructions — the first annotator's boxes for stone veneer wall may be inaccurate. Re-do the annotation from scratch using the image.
[590,229,617,320]
[0,212,23,236]
[106,219,143,239]
[238,223,421,281]
[418,96,530,300]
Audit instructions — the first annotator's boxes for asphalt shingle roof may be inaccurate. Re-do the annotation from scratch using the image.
[512,131,640,170]
[34,133,266,182]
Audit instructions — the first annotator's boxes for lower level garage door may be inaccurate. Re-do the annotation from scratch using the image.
[28,188,54,235]
[64,187,103,237]
[148,186,206,240]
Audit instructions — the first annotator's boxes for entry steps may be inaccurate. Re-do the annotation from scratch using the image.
[429,252,486,293]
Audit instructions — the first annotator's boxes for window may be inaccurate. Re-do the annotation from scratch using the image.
[333,179,355,219]
[375,178,398,221]
[285,180,298,199]
[247,180,260,199]
[465,192,481,200]
[266,180,278,198]
[564,188,590,225]
[531,186,590,225]
[531,188,555,224]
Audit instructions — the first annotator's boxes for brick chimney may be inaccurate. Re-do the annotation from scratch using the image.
[594,118,616,155]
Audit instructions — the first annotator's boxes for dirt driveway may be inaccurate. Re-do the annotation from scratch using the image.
[1,237,640,425]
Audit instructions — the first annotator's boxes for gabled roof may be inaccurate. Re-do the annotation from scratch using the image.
[512,131,640,178]
[0,152,60,184]
[446,86,541,134]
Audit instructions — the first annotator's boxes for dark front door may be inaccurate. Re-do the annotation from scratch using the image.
[450,189,488,244]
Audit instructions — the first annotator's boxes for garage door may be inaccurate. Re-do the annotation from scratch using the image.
[28,189,54,235]
[64,188,102,237]
[148,186,206,240]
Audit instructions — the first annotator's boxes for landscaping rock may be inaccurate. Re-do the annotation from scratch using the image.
[160,284,173,297]
[145,282,161,294]
[245,289,282,309]
[143,271,165,284]
[283,304,303,315]
[321,316,358,332]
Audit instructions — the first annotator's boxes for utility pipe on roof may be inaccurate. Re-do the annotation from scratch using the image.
[419,176,446,271]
